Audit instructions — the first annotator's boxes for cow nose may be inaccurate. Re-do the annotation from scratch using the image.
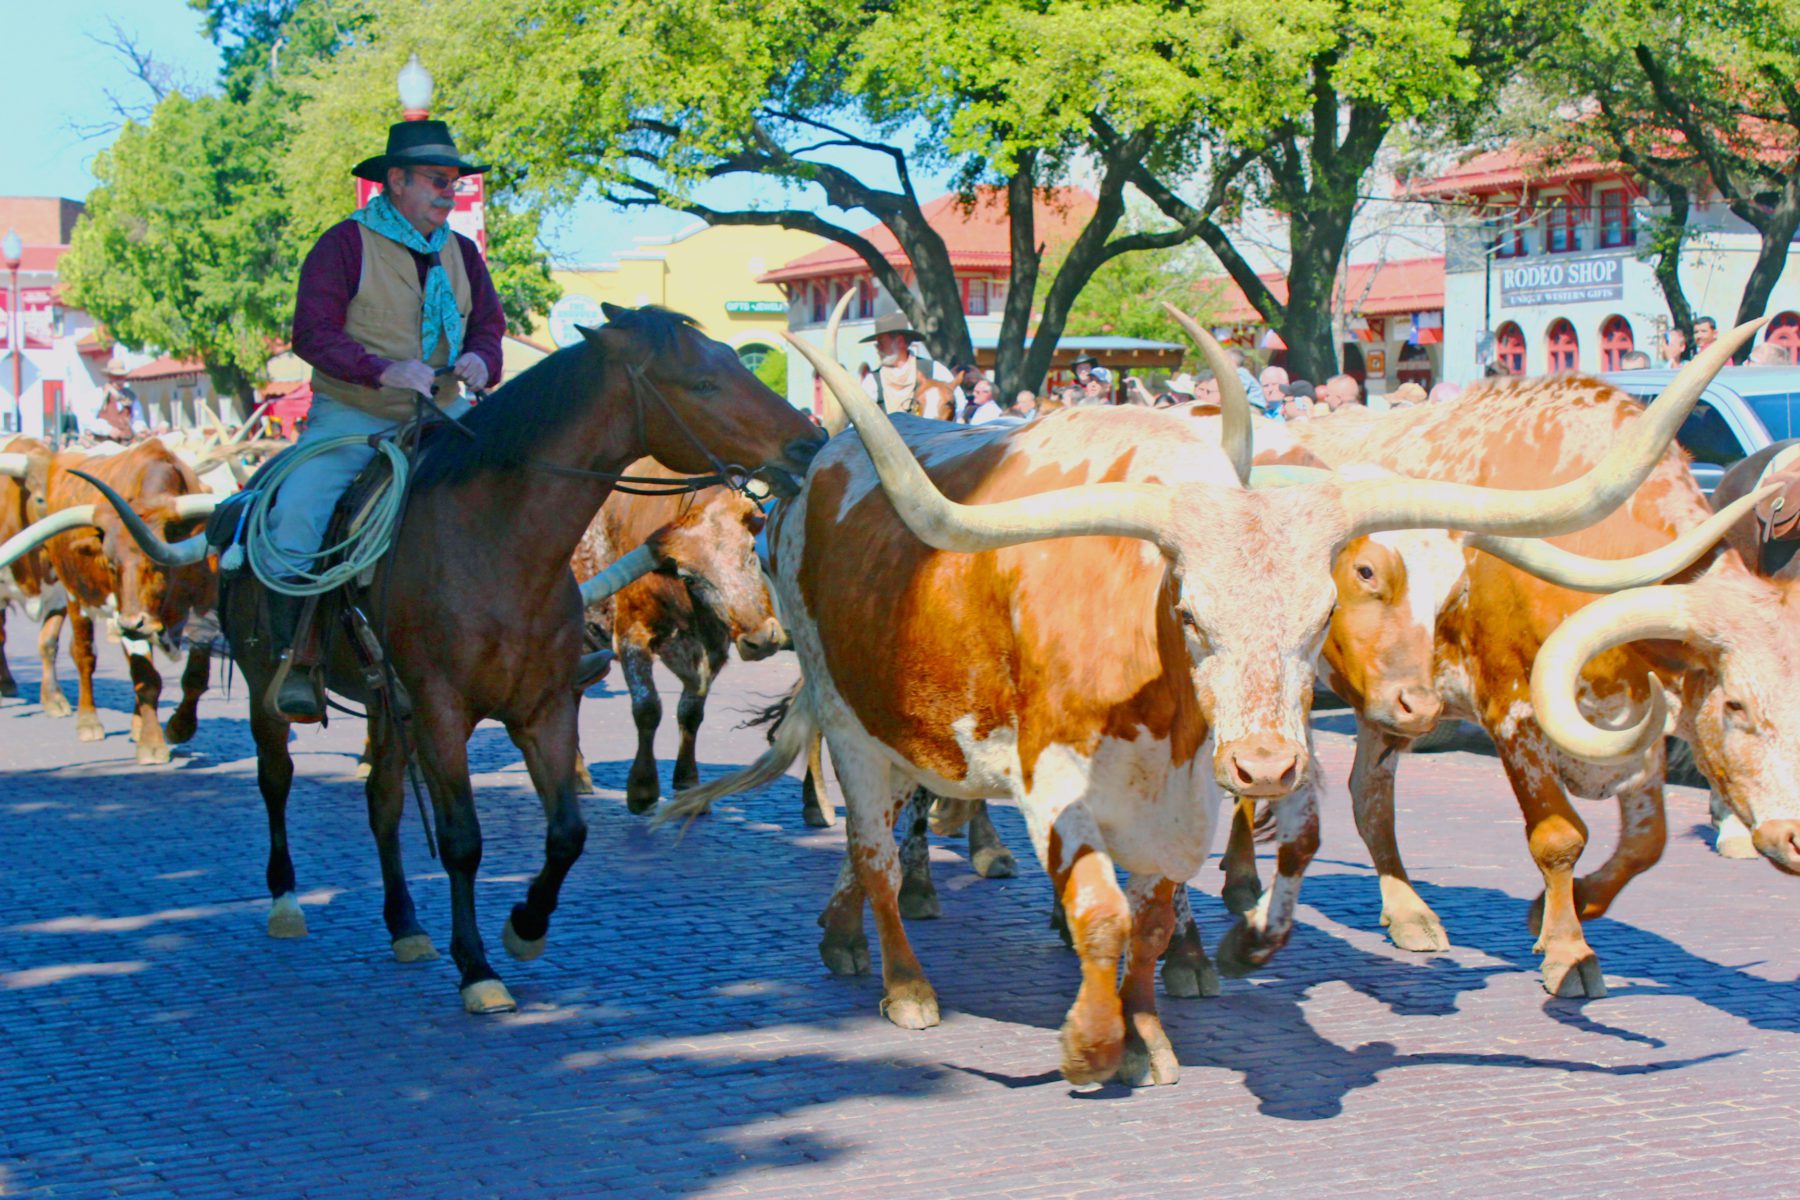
[1385,684,1443,738]
[1217,733,1306,798]
[735,618,786,662]
[1751,820,1800,875]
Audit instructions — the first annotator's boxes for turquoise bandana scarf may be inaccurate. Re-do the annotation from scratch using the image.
[350,191,466,367]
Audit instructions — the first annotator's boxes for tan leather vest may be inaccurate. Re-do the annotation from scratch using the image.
[311,223,473,422]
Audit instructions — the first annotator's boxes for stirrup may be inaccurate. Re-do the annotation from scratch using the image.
[266,653,323,723]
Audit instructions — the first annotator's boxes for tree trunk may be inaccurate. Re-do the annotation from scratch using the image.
[1280,201,1356,383]
[993,157,1043,395]
[1733,188,1800,358]
[1648,184,1695,350]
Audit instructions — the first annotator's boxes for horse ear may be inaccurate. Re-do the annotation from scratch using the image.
[600,301,629,323]
[576,324,605,346]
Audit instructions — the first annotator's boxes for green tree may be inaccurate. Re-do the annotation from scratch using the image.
[63,89,299,409]
[1525,0,1800,350]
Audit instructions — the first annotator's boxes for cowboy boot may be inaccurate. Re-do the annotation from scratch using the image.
[265,590,323,723]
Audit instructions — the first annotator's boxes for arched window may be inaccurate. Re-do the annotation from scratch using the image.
[1547,318,1579,371]
[1768,311,1800,354]
[1496,322,1526,375]
[736,342,774,373]
[1600,315,1635,371]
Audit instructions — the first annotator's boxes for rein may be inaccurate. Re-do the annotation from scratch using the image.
[526,357,755,498]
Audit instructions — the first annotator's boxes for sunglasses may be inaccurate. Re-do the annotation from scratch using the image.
[407,170,460,193]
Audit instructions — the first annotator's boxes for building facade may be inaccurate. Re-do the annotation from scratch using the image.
[0,198,116,440]
[1413,150,1800,385]
[535,221,827,381]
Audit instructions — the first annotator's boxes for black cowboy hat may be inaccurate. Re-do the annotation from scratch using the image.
[352,120,489,183]
[858,311,924,344]
[1070,353,1102,370]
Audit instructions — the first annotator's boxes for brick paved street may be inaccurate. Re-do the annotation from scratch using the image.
[2,638,1796,1200]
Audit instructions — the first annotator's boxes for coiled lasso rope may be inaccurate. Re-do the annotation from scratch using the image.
[243,435,412,597]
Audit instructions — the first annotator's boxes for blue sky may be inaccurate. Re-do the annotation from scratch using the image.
[3,0,951,265]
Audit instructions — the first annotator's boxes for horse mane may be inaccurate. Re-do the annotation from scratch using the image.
[411,306,701,490]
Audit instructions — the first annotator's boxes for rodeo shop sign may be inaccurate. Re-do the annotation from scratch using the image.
[1500,254,1627,308]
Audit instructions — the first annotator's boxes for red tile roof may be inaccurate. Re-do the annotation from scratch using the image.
[1407,148,1621,199]
[9,244,71,273]
[761,187,1098,283]
[124,355,206,381]
[1210,256,1445,324]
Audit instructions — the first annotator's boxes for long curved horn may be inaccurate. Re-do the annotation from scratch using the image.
[0,505,97,570]
[1164,303,1252,486]
[1249,464,1333,488]
[1530,586,1693,764]
[1339,317,1767,538]
[69,471,210,568]
[0,452,31,479]
[1470,484,1773,593]
[174,494,222,521]
[817,288,858,437]
[579,544,663,605]
[783,330,1176,554]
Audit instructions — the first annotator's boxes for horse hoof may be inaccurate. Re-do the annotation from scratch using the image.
[802,805,832,829]
[0,678,16,699]
[971,846,1016,879]
[501,916,545,962]
[136,743,172,766]
[392,934,439,963]
[164,714,197,745]
[625,787,660,816]
[573,771,595,796]
[355,761,373,781]
[1117,1028,1182,1087]
[41,691,73,718]
[461,979,517,1015]
[76,717,105,743]
[267,893,309,939]
[1161,957,1221,1000]
[879,986,939,1030]
[1221,880,1262,916]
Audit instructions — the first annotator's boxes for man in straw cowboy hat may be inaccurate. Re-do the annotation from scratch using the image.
[265,115,507,717]
[859,310,958,416]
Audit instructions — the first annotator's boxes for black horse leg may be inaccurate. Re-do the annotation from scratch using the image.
[672,685,707,793]
[0,606,15,698]
[164,646,211,745]
[251,703,306,938]
[412,704,511,1014]
[621,643,662,814]
[366,711,434,962]
[502,691,588,963]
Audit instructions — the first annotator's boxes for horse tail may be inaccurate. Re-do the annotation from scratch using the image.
[655,681,818,826]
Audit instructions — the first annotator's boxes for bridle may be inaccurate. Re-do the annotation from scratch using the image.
[528,356,767,498]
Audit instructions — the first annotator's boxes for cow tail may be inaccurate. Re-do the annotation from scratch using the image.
[653,682,818,827]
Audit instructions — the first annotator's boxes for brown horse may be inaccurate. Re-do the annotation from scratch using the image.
[93,305,824,1014]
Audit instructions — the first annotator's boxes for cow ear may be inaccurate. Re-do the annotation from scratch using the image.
[600,301,629,323]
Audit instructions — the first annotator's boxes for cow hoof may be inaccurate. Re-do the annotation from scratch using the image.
[461,979,517,1015]
[1213,921,1277,978]
[879,984,940,1030]
[136,742,172,766]
[573,769,595,796]
[898,883,941,921]
[267,893,308,939]
[1059,1019,1124,1086]
[392,934,439,963]
[0,677,16,698]
[1543,955,1607,1000]
[41,690,72,718]
[1117,1024,1181,1087]
[164,712,197,745]
[1382,911,1450,953]
[802,804,832,829]
[501,915,546,961]
[1221,879,1263,916]
[971,845,1016,879]
[1162,957,1221,999]
[355,760,373,781]
[76,715,105,742]
[1716,813,1757,859]
[819,935,870,977]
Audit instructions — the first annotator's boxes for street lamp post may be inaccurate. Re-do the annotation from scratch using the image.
[2,229,21,436]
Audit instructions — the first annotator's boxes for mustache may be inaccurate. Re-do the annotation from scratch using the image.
[429,197,454,210]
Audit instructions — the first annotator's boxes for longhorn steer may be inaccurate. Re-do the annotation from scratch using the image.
[0,442,217,763]
[1273,348,1793,997]
[659,309,1715,1085]
[0,438,70,712]
[570,459,784,811]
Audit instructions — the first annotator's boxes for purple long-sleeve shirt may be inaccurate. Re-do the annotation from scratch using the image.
[291,218,506,390]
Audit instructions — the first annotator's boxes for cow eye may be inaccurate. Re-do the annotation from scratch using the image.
[1356,564,1376,582]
